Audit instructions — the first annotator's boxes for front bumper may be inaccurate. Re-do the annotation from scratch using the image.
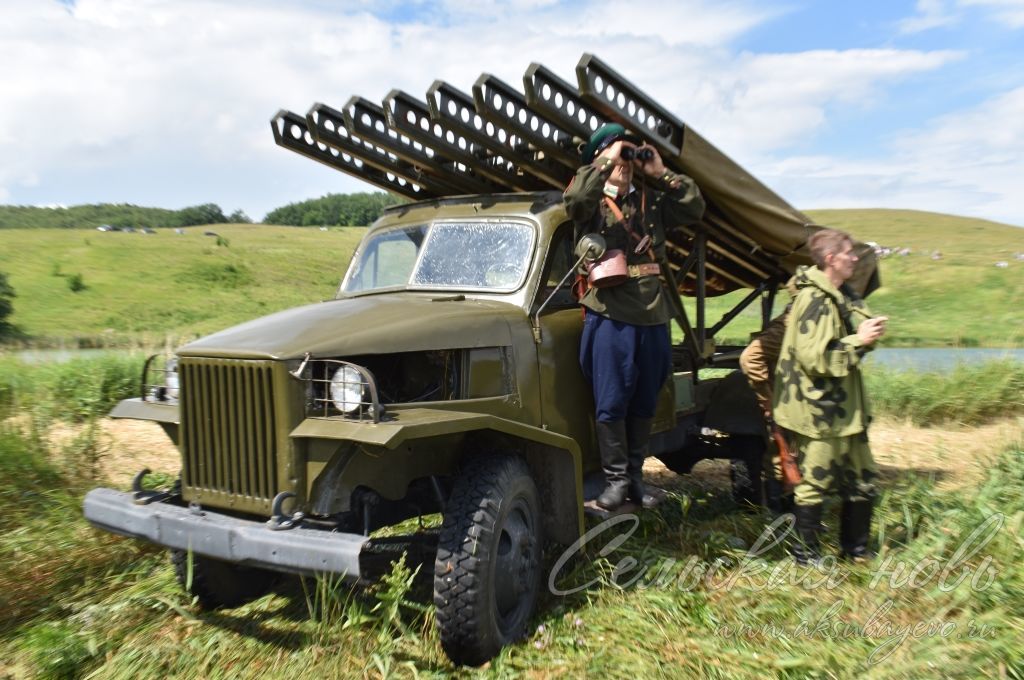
[83,488,367,578]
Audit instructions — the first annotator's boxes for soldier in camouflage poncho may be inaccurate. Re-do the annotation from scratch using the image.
[773,229,887,564]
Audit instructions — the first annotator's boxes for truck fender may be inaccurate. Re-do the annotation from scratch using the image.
[293,409,584,544]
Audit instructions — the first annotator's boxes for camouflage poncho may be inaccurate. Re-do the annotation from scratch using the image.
[772,265,875,438]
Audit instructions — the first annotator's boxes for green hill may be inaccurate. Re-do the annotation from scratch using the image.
[0,209,1020,347]
[686,208,1023,347]
[808,209,1022,346]
[0,225,365,346]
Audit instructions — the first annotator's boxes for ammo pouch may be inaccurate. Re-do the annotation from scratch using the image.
[586,249,628,288]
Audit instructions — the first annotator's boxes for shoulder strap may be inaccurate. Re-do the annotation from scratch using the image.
[603,194,656,262]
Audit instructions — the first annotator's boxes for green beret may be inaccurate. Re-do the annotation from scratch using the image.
[581,123,644,163]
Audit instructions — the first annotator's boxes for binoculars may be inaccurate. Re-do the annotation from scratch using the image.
[620,146,654,162]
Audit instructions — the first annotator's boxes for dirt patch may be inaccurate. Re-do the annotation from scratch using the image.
[23,414,1024,494]
[97,419,181,487]
[41,417,180,488]
[869,416,1022,490]
[643,458,732,496]
[643,417,1023,495]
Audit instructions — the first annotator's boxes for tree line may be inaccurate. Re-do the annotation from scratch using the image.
[0,192,403,229]
[0,203,251,230]
[263,192,404,227]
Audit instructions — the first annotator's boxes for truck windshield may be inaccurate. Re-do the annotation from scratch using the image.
[341,220,535,294]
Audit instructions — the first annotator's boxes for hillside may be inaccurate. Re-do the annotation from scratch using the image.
[686,208,1023,347]
[0,225,365,346]
[0,209,1020,347]
[808,209,1023,346]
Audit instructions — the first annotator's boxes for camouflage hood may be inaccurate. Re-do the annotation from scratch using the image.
[790,265,868,322]
[792,265,842,299]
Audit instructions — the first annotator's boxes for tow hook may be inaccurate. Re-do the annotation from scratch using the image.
[131,468,180,506]
[266,491,305,531]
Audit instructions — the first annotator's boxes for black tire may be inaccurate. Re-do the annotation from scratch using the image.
[170,549,278,609]
[434,454,543,666]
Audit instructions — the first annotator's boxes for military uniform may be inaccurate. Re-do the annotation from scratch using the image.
[772,264,877,561]
[740,309,788,416]
[739,309,789,503]
[564,157,704,508]
[565,162,704,327]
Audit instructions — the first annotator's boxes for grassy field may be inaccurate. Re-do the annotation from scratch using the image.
[0,356,1022,678]
[0,209,1021,348]
[0,224,365,347]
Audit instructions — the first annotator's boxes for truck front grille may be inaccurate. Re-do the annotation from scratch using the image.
[180,358,280,508]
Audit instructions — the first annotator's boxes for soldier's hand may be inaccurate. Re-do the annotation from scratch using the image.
[596,140,630,167]
[638,145,667,178]
[856,317,887,346]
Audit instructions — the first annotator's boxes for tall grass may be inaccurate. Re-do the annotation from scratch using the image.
[867,359,1024,425]
[0,353,144,422]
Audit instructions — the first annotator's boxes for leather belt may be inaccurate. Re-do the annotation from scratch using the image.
[628,263,661,278]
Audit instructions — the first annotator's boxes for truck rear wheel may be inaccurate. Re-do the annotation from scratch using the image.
[171,549,278,609]
[433,454,542,666]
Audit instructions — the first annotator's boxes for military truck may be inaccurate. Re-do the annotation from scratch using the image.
[83,54,878,666]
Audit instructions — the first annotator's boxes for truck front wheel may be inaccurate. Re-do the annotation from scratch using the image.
[433,454,542,666]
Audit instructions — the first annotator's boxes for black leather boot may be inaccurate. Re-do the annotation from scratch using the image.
[840,499,875,561]
[764,477,794,515]
[791,503,824,566]
[626,417,653,506]
[595,420,629,510]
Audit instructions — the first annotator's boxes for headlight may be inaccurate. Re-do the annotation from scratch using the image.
[165,358,179,401]
[329,365,365,413]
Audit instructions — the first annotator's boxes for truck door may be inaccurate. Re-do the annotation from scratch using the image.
[531,222,596,466]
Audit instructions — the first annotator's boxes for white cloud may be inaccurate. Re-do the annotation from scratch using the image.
[0,0,1015,225]
[0,0,793,216]
[898,0,959,34]
[898,0,1024,33]
[672,49,963,157]
[764,86,1024,225]
[569,0,784,48]
[960,0,1024,27]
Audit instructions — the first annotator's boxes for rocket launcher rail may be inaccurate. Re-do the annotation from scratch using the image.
[384,90,516,194]
[332,99,482,196]
[304,103,455,197]
[473,73,580,169]
[272,52,879,301]
[428,80,570,190]
[271,110,432,200]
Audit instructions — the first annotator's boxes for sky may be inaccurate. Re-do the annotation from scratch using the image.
[3,0,1024,227]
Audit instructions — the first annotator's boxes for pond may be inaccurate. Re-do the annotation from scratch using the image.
[868,348,1024,372]
[7,347,1024,372]
[6,348,124,364]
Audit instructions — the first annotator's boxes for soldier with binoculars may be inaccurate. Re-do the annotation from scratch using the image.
[564,123,705,510]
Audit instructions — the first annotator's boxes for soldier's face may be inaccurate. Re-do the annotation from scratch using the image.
[827,241,858,282]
